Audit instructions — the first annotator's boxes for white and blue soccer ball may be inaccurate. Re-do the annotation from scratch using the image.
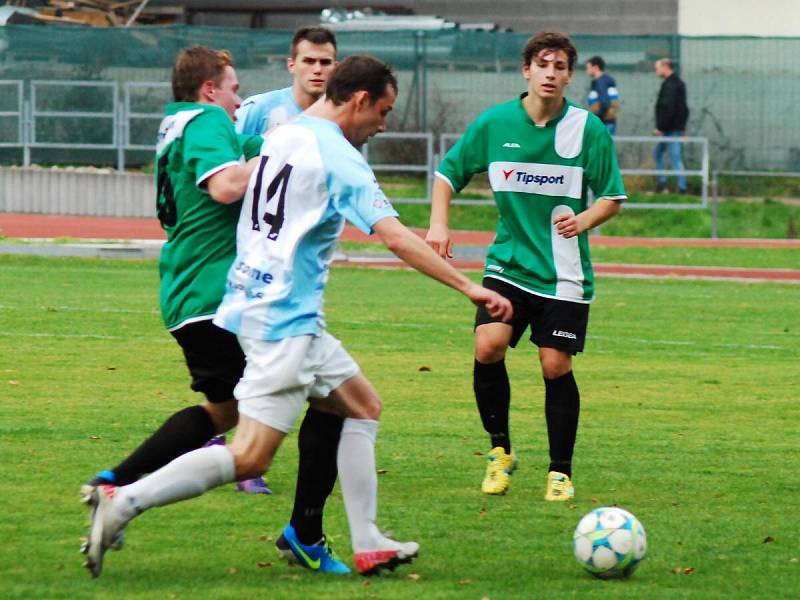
[573,507,647,579]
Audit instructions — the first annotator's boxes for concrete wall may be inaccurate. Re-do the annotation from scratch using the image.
[679,0,800,36]
[0,167,154,217]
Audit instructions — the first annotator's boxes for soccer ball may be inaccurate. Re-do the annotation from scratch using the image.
[573,507,647,579]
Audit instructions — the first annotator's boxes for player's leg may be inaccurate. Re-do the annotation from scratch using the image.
[311,332,418,576]
[83,320,242,493]
[276,404,344,556]
[84,415,285,577]
[473,278,526,494]
[530,297,589,502]
[83,334,310,577]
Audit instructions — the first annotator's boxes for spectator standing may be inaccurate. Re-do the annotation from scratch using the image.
[653,58,690,193]
[585,55,619,135]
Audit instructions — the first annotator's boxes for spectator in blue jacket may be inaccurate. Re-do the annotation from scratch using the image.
[585,56,619,135]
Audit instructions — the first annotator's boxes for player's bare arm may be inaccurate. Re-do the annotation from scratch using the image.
[374,216,511,321]
[206,156,260,204]
[553,198,621,239]
[425,176,455,259]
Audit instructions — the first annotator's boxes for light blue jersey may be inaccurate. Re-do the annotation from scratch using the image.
[214,115,398,341]
[235,87,302,135]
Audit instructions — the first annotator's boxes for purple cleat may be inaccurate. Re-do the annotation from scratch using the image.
[203,434,226,448]
[237,476,272,495]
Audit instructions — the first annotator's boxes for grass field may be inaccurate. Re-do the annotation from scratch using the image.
[1,255,798,599]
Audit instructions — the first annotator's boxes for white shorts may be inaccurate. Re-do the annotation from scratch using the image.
[234,331,359,433]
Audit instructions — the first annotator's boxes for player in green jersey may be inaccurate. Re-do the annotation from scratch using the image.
[427,31,626,500]
[81,46,350,574]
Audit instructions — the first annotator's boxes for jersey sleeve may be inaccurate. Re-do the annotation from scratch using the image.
[183,109,243,189]
[584,123,627,201]
[435,115,489,192]
[238,133,264,160]
[326,150,399,234]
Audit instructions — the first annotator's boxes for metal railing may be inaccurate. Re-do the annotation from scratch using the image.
[361,131,435,203]
[0,81,24,150]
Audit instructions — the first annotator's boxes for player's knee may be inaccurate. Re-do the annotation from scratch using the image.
[203,400,239,433]
[475,340,507,363]
[347,395,382,420]
[230,446,268,479]
[540,355,571,380]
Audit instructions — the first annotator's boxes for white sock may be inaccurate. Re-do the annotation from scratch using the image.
[337,418,384,552]
[114,445,236,520]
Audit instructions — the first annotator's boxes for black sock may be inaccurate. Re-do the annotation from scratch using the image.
[544,371,580,478]
[290,407,344,545]
[473,359,511,453]
[110,405,217,485]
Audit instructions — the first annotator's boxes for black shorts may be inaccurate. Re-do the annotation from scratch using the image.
[474,277,590,354]
[170,319,246,403]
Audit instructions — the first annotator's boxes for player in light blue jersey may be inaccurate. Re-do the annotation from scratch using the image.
[235,27,337,134]
[86,55,512,579]
[235,26,348,571]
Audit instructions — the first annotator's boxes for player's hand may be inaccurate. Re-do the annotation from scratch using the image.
[425,223,454,259]
[466,284,513,322]
[553,211,589,239]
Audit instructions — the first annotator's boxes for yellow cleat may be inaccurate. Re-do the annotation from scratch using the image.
[544,471,575,502]
[481,447,518,495]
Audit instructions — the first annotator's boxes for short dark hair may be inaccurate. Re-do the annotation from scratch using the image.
[657,57,674,70]
[291,26,337,58]
[172,46,234,102]
[587,55,605,71]
[326,55,397,106]
[521,31,577,72]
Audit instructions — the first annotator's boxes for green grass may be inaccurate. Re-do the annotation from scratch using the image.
[1,255,799,599]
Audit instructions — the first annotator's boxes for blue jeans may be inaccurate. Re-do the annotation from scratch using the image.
[653,131,687,191]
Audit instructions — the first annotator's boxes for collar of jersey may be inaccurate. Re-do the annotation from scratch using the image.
[517,93,570,128]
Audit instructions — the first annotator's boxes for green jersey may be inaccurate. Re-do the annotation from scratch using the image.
[437,96,626,302]
[155,102,262,330]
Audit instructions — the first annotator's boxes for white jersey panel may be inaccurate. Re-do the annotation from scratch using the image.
[550,205,585,299]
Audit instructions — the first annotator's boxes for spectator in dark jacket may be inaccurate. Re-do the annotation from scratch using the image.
[585,56,619,135]
[653,58,689,193]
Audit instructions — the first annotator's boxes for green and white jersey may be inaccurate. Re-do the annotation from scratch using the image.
[155,102,263,330]
[437,96,626,303]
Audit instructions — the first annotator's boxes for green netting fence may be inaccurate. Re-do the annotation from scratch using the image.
[0,25,798,172]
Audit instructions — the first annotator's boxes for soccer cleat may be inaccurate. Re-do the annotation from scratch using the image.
[544,471,575,502]
[481,447,518,495]
[236,476,272,495]
[202,434,226,448]
[354,537,419,576]
[275,523,351,574]
[83,485,130,578]
[80,472,124,551]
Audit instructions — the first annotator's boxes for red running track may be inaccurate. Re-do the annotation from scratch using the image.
[1,213,798,282]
